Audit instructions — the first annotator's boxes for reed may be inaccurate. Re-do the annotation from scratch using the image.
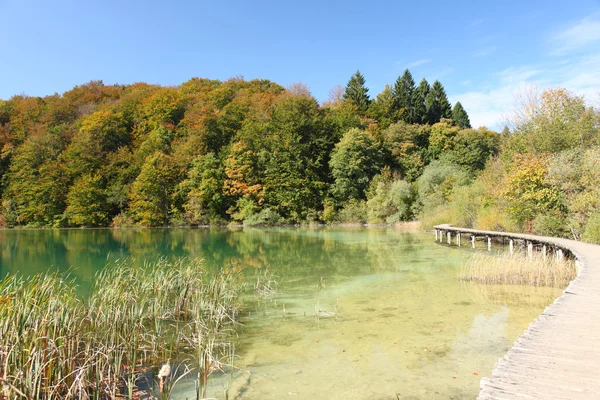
[460,251,577,287]
[0,258,242,399]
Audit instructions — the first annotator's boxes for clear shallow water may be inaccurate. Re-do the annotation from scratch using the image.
[0,227,562,399]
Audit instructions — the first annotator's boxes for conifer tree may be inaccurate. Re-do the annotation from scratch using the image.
[392,69,416,123]
[343,70,370,113]
[425,80,451,124]
[413,78,430,124]
[452,102,471,128]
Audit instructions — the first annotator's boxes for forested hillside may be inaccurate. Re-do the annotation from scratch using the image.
[423,88,600,243]
[0,70,495,228]
[1,70,597,242]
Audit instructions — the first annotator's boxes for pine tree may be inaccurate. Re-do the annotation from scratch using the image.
[452,102,471,128]
[343,70,370,113]
[425,80,451,124]
[392,69,416,123]
[413,78,430,124]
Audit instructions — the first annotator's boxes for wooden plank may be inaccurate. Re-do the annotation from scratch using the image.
[433,225,600,400]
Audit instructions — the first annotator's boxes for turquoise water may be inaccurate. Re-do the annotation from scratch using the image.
[0,227,561,399]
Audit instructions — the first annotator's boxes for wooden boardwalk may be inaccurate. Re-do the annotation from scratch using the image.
[434,224,600,400]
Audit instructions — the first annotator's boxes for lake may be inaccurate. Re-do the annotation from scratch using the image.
[0,227,561,399]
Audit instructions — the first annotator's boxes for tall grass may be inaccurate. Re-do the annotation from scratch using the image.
[460,251,577,287]
[0,258,241,399]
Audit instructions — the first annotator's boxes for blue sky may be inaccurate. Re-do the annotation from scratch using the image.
[1,0,599,128]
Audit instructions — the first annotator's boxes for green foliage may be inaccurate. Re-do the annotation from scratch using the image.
[368,85,400,129]
[5,127,69,226]
[445,127,500,173]
[583,212,600,244]
[366,172,416,223]
[533,212,569,237]
[428,121,460,160]
[427,122,499,173]
[502,154,564,231]
[3,76,595,234]
[425,80,451,124]
[65,174,109,226]
[343,70,370,113]
[129,152,179,226]
[243,207,284,226]
[392,69,416,123]
[546,147,600,238]
[260,94,332,222]
[413,78,430,125]
[329,128,383,203]
[335,199,367,223]
[382,121,430,181]
[182,153,227,225]
[451,102,471,128]
[504,88,598,155]
[416,158,470,214]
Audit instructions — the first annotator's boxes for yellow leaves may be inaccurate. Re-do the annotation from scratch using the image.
[223,141,264,201]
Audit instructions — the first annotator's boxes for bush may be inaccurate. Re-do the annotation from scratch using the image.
[111,212,136,227]
[475,207,518,232]
[533,212,568,237]
[336,199,367,223]
[416,158,470,211]
[419,204,453,230]
[583,212,600,244]
[243,207,283,226]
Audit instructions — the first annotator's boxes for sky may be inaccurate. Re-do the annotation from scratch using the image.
[1,0,599,129]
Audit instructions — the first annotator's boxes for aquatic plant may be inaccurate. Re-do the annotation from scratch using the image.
[460,251,577,287]
[0,258,242,399]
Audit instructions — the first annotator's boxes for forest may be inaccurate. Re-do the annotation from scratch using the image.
[0,69,598,243]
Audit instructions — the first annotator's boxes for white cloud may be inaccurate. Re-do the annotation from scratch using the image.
[451,82,535,130]
[450,57,600,129]
[497,66,545,84]
[551,13,600,55]
[470,18,485,27]
[430,68,454,81]
[402,58,432,69]
[473,46,496,57]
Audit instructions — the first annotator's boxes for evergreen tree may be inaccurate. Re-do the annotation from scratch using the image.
[425,80,451,124]
[392,69,416,123]
[452,102,471,128]
[413,78,430,124]
[343,70,370,113]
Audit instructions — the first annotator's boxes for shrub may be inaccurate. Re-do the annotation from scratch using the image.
[583,212,600,244]
[336,199,367,223]
[243,207,284,226]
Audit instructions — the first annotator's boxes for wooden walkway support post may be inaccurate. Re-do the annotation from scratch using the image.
[447,231,451,244]
[471,235,475,248]
[542,245,547,259]
[527,241,533,258]
[487,236,491,251]
[435,229,438,241]
[509,239,514,255]
[431,224,600,400]
[457,232,461,247]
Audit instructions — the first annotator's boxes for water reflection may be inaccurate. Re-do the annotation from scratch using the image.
[0,227,561,399]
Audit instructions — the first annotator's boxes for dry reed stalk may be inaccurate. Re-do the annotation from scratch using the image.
[0,257,242,400]
[460,251,577,287]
